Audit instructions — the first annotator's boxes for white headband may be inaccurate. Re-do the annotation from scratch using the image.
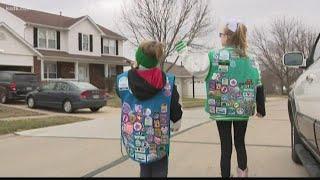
[226,18,243,32]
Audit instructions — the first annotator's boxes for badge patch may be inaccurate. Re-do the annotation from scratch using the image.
[134,122,143,132]
[219,50,230,60]
[123,123,133,134]
[146,127,154,135]
[118,76,129,91]
[230,79,238,87]
[122,102,131,114]
[161,126,169,134]
[161,104,168,113]
[209,80,216,90]
[135,104,143,113]
[144,116,153,126]
[154,137,161,145]
[222,78,229,85]
[209,106,216,114]
[227,108,236,115]
[221,86,228,94]
[143,108,152,116]
[154,120,161,128]
[218,65,229,73]
[236,108,244,115]
[216,107,227,115]
[122,114,129,123]
[208,99,216,105]
[135,153,147,162]
[154,128,162,137]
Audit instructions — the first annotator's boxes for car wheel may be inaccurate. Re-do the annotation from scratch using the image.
[27,97,36,108]
[288,100,302,165]
[90,107,100,112]
[63,100,73,113]
[0,92,7,104]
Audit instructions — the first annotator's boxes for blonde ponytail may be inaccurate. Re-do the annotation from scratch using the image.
[225,23,248,57]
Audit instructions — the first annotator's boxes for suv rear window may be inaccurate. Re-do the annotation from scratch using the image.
[14,74,37,82]
[0,72,12,82]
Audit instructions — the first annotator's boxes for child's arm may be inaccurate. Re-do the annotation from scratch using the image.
[170,84,183,132]
[175,41,210,78]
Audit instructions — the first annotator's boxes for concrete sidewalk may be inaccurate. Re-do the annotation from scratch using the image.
[0,97,310,177]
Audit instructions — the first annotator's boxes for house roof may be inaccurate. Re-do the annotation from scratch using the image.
[38,50,131,66]
[0,22,42,57]
[164,62,192,78]
[0,3,126,40]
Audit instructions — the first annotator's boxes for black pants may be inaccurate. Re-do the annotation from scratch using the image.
[140,156,168,177]
[216,121,248,178]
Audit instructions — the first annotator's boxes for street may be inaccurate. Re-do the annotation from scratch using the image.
[0,97,309,177]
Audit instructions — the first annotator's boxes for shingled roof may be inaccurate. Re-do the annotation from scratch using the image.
[0,2,126,40]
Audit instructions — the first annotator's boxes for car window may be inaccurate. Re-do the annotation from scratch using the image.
[0,72,12,82]
[55,82,71,91]
[314,39,320,63]
[41,82,56,91]
[14,74,37,82]
[69,81,98,90]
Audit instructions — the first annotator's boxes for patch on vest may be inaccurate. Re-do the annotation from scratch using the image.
[118,76,129,91]
[121,102,170,163]
[207,53,256,117]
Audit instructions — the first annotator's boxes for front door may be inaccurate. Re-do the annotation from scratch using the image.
[78,63,89,82]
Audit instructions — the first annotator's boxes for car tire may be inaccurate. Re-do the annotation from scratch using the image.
[90,107,100,112]
[63,100,73,113]
[288,100,302,165]
[27,96,36,109]
[0,92,7,104]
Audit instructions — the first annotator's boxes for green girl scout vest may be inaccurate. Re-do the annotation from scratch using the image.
[117,71,175,164]
[205,47,261,121]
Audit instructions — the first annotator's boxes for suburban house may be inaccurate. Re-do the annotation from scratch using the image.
[0,3,130,90]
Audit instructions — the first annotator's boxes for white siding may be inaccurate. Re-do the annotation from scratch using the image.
[0,26,35,56]
[0,7,25,36]
[118,40,124,56]
[68,19,101,56]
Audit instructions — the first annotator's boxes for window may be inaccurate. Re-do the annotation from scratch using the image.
[55,82,71,91]
[314,41,320,63]
[38,29,47,48]
[103,39,116,55]
[82,34,89,51]
[41,82,56,91]
[38,28,56,49]
[44,62,57,79]
[0,73,11,82]
[48,31,56,49]
[109,40,116,55]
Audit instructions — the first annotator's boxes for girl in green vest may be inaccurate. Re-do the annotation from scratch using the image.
[175,19,265,177]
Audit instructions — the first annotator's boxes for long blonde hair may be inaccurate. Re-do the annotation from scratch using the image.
[224,23,248,57]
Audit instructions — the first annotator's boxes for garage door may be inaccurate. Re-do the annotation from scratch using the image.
[0,65,31,72]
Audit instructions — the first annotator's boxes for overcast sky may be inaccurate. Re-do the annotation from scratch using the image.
[1,0,320,60]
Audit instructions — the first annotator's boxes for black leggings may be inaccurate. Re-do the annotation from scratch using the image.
[140,156,168,177]
[216,121,248,178]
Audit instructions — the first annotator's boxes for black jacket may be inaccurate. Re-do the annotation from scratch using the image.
[256,85,266,117]
[117,69,183,123]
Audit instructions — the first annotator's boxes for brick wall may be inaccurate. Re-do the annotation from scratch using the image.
[89,64,106,89]
[33,56,41,82]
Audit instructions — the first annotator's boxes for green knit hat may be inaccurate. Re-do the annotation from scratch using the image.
[135,47,159,68]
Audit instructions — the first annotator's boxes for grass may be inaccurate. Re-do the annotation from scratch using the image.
[107,95,205,109]
[0,105,43,119]
[0,116,91,135]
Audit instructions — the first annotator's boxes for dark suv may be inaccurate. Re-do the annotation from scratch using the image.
[0,71,39,104]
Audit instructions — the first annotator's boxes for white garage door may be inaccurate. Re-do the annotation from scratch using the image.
[0,54,33,66]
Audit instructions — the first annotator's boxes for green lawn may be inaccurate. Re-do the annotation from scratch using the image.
[107,95,205,109]
[0,116,90,135]
[0,105,43,119]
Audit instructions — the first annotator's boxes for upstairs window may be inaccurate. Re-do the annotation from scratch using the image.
[82,34,89,51]
[103,39,116,55]
[38,28,57,49]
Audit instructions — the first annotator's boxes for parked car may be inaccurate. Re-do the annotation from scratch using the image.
[283,33,320,176]
[26,81,107,113]
[0,71,39,104]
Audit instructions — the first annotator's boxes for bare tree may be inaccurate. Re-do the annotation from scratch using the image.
[250,17,317,94]
[118,0,213,72]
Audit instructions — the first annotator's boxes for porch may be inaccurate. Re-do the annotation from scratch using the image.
[35,50,130,90]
